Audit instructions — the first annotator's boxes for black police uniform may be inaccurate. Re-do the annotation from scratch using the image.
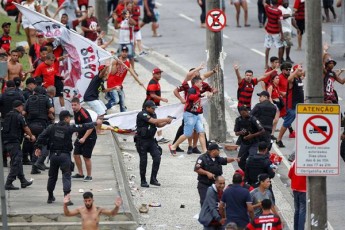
[0,88,25,166]
[245,153,275,187]
[2,108,32,189]
[194,152,227,206]
[135,109,162,185]
[251,100,276,149]
[35,120,97,200]
[24,92,53,172]
[234,115,264,171]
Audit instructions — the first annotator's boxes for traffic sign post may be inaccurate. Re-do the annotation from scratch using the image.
[296,103,340,176]
[206,9,226,32]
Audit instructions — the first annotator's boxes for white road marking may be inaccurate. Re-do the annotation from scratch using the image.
[223,34,229,39]
[155,2,162,6]
[250,48,265,57]
[271,143,291,169]
[322,31,325,34]
[179,13,195,22]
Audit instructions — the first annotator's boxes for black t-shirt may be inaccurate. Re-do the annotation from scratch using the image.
[83,75,105,101]
[74,107,96,139]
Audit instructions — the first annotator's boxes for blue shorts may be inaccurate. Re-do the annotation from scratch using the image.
[85,100,107,116]
[283,109,296,128]
[183,112,205,137]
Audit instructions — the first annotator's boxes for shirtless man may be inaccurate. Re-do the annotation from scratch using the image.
[6,49,23,81]
[64,192,122,230]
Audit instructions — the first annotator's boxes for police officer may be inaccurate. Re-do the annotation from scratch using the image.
[194,143,238,207]
[22,77,37,100]
[245,142,275,187]
[135,100,173,188]
[24,86,55,174]
[34,110,102,204]
[0,80,25,166]
[2,100,35,190]
[234,106,265,171]
[250,91,276,150]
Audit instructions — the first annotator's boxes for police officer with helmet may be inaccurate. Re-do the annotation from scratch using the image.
[34,110,102,205]
[2,100,36,190]
[250,91,277,150]
[24,86,55,173]
[135,100,173,188]
[194,143,239,207]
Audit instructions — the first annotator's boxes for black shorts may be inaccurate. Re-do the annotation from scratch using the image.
[323,0,334,8]
[73,137,96,158]
[143,8,157,24]
[296,19,305,35]
[54,76,64,97]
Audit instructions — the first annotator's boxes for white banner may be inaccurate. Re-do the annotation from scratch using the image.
[14,3,112,100]
[102,98,208,131]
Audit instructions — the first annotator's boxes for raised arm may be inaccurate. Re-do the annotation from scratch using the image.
[100,197,122,216]
[233,64,242,84]
[63,195,80,216]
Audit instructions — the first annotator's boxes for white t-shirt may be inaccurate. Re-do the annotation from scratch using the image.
[61,0,79,21]
[21,1,39,26]
[278,6,293,33]
[118,19,133,44]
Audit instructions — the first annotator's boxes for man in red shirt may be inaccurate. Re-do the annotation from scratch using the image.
[145,67,169,143]
[246,199,283,230]
[81,6,100,42]
[106,45,144,112]
[33,53,56,88]
[293,0,305,51]
[264,0,284,69]
[169,76,210,154]
[288,160,306,230]
[0,22,12,55]
[235,64,275,112]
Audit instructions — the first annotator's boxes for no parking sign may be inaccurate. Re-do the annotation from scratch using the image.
[206,9,226,32]
[296,104,340,176]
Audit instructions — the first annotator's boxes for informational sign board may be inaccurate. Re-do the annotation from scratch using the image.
[296,104,340,176]
[206,9,226,32]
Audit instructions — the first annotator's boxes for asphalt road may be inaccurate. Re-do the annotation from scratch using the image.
[138,0,345,229]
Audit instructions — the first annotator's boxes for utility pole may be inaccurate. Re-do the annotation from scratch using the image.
[305,1,328,229]
[206,0,226,142]
[95,0,108,34]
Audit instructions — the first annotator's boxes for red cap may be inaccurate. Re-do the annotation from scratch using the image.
[234,169,245,177]
[152,68,163,74]
[293,64,301,71]
[98,65,106,72]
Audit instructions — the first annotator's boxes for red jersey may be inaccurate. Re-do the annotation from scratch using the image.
[265,5,283,34]
[185,85,203,114]
[34,62,56,88]
[107,59,131,88]
[237,78,258,108]
[262,67,278,89]
[0,34,11,54]
[146,78,161,105]
[77,0,89,6]
[177,81,213,100]
[294,0,305,20]
[288,161,306,192]
[278,73,288,94]
[269,84,280,100]
[4,0,17,11]
[57,0,65,7]
[246,214,283,230]
[81,16,99,41]
[115,3,126,23]
[53,45,64,76]
[132,5,141,32]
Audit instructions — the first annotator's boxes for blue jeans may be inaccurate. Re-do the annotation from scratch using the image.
[106,89,126,112]
[293,190,306,230]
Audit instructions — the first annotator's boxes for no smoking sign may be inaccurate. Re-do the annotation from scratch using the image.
[206,9,226,32]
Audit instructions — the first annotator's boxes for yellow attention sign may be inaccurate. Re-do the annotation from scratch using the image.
[297,104,340,114]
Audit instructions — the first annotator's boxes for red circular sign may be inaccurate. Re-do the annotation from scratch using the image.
[303,115,333,145]
[206,9,226,32]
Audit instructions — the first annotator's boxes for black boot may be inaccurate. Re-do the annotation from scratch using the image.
[21,179,33,188]
[31,165,41,174]
[22,156,32,165]
[5,183,19,190]
[150,178,161,186]
[47,192,56,204]
[35,163,46,171]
